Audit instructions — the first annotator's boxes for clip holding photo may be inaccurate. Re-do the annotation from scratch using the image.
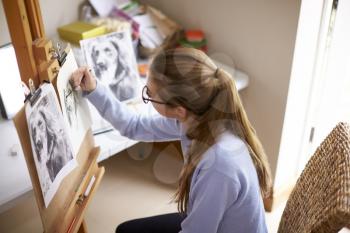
[29,88,42,106]
[24,78,42,106]
[55,42,69,67]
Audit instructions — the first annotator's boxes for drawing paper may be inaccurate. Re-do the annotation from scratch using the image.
[25,83,77,207]
[57,49,92,154]
[80,30,141,133]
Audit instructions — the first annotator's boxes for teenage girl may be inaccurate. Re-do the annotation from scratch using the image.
[70,48,272,233]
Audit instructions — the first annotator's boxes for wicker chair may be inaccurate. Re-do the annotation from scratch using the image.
[278,122,350,233]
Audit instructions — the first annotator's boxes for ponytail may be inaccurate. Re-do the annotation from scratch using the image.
[215,69,272,198]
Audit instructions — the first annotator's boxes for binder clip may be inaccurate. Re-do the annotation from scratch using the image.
[24,79,42,106]
[53,42,67,67]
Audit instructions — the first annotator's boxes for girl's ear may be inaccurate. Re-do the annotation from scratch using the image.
[174,106,188,122]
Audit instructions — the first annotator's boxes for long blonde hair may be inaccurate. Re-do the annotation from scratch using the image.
[149,48,272,213]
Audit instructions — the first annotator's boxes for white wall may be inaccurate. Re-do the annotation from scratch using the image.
[0,1,11,45]
[275,0,327,191]
[0,0,85,46]
[1,0,302,183]
[143,0,301,179]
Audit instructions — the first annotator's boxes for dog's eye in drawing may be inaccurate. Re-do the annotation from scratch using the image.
[104,47,113,57]
[93,49,99,58]
[33,127,36,139]
[38,120,44,130]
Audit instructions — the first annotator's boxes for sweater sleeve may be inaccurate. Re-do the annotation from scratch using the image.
[85,81,182,142]
[180,170,240,233]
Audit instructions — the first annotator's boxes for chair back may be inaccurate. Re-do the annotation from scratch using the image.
[278,122,350,233]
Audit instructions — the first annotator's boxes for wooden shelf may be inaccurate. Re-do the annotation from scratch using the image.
[66,166,105,233]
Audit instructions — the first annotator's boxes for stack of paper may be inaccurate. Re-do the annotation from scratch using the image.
[89,0,140,17]
[134,13,165,49]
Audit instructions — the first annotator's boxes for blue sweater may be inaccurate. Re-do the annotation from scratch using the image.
[86,81,268,233]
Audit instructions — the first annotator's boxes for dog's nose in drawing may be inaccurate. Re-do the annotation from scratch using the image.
[36,139,43,151]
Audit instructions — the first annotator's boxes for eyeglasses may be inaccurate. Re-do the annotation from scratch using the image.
[142,85,168,105]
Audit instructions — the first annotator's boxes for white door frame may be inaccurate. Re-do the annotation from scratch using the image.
[296,0,336,173]
[300,0,350,172]
[274,0,333,191]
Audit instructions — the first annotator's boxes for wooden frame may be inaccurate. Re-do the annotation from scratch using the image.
[2,0,104,232]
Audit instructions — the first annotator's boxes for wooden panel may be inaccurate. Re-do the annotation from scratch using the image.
[38,59,60,83]
[24,0,45,39]
[33,38,53,65]
[77,220,88,233]
[2,0,39,87]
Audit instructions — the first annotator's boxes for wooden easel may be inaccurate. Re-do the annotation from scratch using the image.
[2,0,105,232]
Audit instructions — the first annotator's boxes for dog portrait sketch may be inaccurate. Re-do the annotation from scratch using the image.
[56,50,92,154]
[81,31,140,101]
[63,82,78,128]
[28,91,74,195]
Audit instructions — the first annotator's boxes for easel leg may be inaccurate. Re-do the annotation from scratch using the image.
[77,220,88,233]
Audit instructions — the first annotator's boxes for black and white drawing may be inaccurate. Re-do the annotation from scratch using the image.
[80,30,141,101]
[26,83,77,207]
[57,50,92,154]
[63,82,78,128]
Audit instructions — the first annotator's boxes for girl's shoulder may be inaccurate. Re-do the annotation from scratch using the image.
[197,131,254,181]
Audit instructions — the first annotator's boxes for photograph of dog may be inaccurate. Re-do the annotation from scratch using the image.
[81,30,140,102]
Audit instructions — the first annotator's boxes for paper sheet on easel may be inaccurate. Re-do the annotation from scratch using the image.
[57,50,93,155]
[25,83,78,208]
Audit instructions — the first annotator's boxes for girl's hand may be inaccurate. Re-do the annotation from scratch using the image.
[70,66,97,93]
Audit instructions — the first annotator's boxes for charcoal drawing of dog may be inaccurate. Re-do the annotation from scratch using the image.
[30,104,73,189]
